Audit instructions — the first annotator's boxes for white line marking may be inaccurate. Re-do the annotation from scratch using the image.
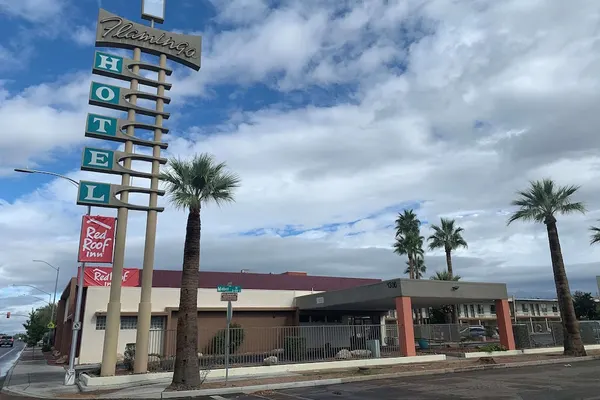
[0,346,18,360]
[210,396,228,400]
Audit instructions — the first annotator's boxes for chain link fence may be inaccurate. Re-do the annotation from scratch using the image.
[513,320,600,349]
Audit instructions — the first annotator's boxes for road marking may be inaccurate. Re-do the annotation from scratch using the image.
[0,346,18,360]
[210,396,228,400]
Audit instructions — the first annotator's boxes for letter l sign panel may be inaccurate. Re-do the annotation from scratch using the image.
[77,181,111,205]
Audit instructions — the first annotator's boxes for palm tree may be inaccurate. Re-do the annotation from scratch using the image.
[405,255,426,279]
[590,222,600,245]
[160,154,240,389]
[394,210,422,278]
[427,218,468,279]
[394,230,424,279]
[430,271,461,281]
[508,178,586,357]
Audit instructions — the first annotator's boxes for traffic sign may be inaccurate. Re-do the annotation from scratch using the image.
[47,322,55,329]
[73,322,81,331]
[217,285,242,293]
[221,292,238,302]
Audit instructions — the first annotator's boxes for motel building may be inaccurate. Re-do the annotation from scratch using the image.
[53,267,520,365]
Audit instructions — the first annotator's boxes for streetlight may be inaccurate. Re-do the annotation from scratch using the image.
[11,284,53,305]
[14,167,91,385]
[32,260,60,325]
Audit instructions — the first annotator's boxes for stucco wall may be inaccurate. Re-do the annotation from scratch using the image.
[78,287,316,364]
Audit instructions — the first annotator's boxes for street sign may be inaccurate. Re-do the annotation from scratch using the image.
[73,322,81,331]
[217,285,242,293]
[47,322,56,329]
[221,292,238,302]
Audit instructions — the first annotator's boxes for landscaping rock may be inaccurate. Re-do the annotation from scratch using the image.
[350,349,372,358]
[263,356,278,366]
[55,355,68,364]
[335,349,352,360]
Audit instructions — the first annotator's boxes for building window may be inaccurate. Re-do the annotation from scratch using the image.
[150,316,166,330]
[521,304,528,313]
[95,316,106,330]
[477,305,484,315]
[327,315,342,323]
[535,304,541,316]
[490,305,496,314]
[463,305,469,317]
[552,305,558,313]
[469,305,475,317]
[120,316,137,330]
[299,314,310,323]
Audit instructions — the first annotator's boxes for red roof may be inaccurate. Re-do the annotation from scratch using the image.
[150,270,380,292]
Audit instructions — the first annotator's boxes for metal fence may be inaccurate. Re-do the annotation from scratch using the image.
[143,324,404,372]
[513,320,600,349]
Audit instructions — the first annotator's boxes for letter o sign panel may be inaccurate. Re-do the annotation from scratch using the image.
[90,82,120,105]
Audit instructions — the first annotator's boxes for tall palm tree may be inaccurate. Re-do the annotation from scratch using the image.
[160,154,240,389]
[405,255,426,279]
[590,222,600,245]
[508,179,586,356]
[430,271,461,281]
[394,210,422,278]
[394,230,424,279]
[427,218,467,279]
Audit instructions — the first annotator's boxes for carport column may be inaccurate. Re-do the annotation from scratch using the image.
[495,299,516,350]
[395,297,416,357]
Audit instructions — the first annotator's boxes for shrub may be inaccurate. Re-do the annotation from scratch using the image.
[124,343,136,371]
[481,343,507,353]
[206,323,245,355]
[284,336,307,361]
[42,344,52,352]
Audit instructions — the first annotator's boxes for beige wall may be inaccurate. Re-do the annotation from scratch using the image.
[79,287,316,364]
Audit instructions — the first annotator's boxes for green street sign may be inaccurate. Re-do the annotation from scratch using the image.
[90,82,120,106]
[82,147,114,171]
[94,51,124,74]
[217,285,242,293]
[77,181,112,205]
[86,114,118,137]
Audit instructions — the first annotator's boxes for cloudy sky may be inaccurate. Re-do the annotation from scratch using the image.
[1,0,600,333]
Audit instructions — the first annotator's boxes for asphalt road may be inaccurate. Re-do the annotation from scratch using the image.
[206,360,600,400]
[0,341,24,379]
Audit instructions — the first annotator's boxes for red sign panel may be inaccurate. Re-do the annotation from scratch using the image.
[78,215,116,263]
[79,267,140,287]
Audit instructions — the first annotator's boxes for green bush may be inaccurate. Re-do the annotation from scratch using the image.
[284,336,307,361]
[42,344,52,352]
[124,343,136,371]
[481,343,507,353]
[206,323,245,355]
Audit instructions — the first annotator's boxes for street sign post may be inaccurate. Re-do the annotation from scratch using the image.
[217,285,242,293]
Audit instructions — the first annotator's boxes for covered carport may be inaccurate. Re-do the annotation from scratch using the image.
[294,278,515,356]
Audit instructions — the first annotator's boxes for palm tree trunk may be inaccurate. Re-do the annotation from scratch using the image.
[408,255,414,279]
[171,209,202,389]
[545,220,586,357]
[444,247,458,324]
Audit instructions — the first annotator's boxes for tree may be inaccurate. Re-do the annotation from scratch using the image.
[507,178,587,357]
[394,210,423,279]
[160,154,240,390]
[572,291,599,320]
[589,221,600,245]
[22,308,49,347]
[405,255,426,279]
[430,271,461,281]
[427,218,467,279]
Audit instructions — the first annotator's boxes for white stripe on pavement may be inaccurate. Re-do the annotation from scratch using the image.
[0,347,18,360]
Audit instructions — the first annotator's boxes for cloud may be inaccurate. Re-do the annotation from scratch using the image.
[0,0,66,22]
[3,0,600,325]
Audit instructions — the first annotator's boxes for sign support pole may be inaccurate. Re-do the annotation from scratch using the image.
[225,300,232,386]
[134,53,168,374]
[100,47,141,377]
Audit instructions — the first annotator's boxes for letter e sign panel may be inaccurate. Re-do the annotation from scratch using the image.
[78,215,117,263]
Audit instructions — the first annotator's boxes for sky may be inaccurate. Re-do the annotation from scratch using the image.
[1,0,600,334]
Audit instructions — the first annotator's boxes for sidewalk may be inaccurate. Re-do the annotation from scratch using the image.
[2,347,78,399]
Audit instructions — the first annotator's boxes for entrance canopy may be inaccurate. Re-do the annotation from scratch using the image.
[295,278,508,310]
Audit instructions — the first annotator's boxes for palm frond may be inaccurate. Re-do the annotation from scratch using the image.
[590,223,600,245]
[427,217,468,251]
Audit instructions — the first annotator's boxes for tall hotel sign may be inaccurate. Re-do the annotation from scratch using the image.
[77,8,201,376]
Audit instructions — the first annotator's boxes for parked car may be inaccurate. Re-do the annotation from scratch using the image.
[0,335,14,347]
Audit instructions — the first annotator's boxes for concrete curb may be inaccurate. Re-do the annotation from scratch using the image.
[0,345,27,392]
[159,355,600,398]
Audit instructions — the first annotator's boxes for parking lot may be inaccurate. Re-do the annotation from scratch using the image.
[200,360,600,400]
